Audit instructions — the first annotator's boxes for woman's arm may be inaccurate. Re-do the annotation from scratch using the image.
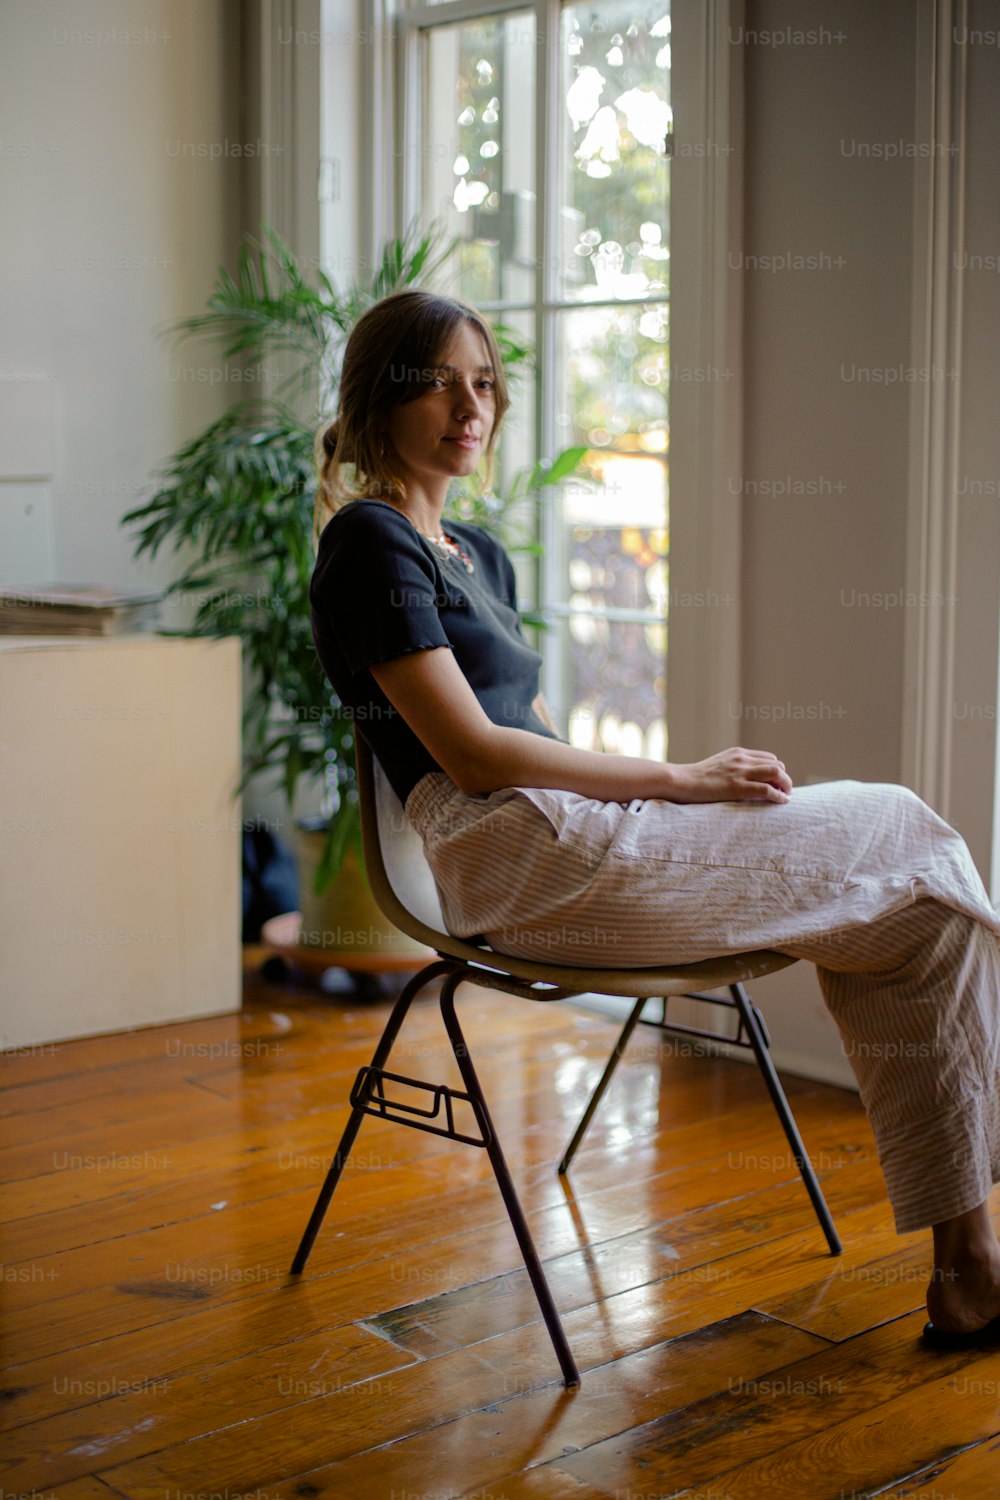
[371,647,792,805]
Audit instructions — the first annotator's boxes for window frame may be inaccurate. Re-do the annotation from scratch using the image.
[366,0,746,762]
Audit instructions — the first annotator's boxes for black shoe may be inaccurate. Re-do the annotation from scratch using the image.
[922,1314,1000,1350]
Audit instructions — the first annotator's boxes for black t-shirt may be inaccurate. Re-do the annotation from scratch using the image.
[309,497,560,806]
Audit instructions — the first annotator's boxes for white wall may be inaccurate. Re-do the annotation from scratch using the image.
[732,0,918,1084]
[731,0,1000,1087]
[740,0,915,788]
[0,0,243,602]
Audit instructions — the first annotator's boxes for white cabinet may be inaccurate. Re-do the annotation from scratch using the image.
[0,634,243,1048]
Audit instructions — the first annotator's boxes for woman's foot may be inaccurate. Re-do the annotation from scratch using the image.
[925,1203,1000,1338]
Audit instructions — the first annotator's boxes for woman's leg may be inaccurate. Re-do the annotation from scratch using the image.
[777,900,1000,1330]
[928,1202,1000,1334]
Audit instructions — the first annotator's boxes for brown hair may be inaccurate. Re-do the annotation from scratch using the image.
[313,288,512,548]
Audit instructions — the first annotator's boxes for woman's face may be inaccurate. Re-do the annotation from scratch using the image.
[384,320,498,503]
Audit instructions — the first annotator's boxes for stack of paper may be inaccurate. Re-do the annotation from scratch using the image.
[0,583,163,635]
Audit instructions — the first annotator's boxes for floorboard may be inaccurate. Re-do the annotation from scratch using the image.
[1,951,996,1499]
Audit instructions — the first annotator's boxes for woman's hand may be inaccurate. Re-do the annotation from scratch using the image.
[667,747,793,805]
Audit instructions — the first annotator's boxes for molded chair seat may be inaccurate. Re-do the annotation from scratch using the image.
[290,735,842,1388]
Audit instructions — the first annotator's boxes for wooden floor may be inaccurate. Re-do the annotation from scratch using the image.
[3,954,1000,1500]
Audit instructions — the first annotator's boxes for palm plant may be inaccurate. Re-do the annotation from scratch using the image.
[123,220,584,894]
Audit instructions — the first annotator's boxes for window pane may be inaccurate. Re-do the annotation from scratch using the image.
[547,299,668,748]
[423,13,536,307]
[555,301,668,462]
[552,608,668,759]
[559,1,671,303]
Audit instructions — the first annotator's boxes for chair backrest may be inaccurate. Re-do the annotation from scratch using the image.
[354,733,449,942]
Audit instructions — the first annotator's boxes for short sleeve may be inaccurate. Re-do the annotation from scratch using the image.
[309,505,453,677]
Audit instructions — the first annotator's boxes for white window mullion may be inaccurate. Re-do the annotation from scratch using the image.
[665,0,744,767]
[537,0,562,720]
[403,0,524,22]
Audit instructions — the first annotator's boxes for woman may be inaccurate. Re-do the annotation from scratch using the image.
[309,286,1000,1347]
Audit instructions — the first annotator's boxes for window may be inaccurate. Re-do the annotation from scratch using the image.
[397,0,672,758]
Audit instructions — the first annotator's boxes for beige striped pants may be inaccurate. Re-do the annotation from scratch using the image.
[405,773,1000,1234]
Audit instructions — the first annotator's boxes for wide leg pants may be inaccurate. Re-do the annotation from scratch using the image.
[405,773,1000,1233]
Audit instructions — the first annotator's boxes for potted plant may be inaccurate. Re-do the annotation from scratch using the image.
[123,220,584,961]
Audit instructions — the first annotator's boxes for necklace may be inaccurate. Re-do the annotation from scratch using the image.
[420,529,475,574]
[374,501,476,574]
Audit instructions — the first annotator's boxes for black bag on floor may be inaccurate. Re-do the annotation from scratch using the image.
[242,820,299,943]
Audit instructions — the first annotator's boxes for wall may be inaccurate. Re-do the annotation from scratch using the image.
[733,0,1000,1086]
[0,0,243,605]
[741,0,915,787]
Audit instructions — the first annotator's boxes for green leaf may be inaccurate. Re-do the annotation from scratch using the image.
[313,802,358,893]
[540,446,588,485]
[283,737,303,806]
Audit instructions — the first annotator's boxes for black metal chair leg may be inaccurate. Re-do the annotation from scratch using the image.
[438,971,581,1389]
[558,998,647,1175]
[730,982,843,1256]
[289,959,457,1275]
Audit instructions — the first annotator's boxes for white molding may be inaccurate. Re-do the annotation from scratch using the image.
[259,0,295,241]
[666,0,745,764]
[993,643,1000,903]
[394,0,425,242]
[901,0,968,815]
[257,0,321,257]
[374,0,402,256]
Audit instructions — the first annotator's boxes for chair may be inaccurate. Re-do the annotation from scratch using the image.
[290,735,842,1388]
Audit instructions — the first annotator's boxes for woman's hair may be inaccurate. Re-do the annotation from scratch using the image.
[312,288,511,547]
